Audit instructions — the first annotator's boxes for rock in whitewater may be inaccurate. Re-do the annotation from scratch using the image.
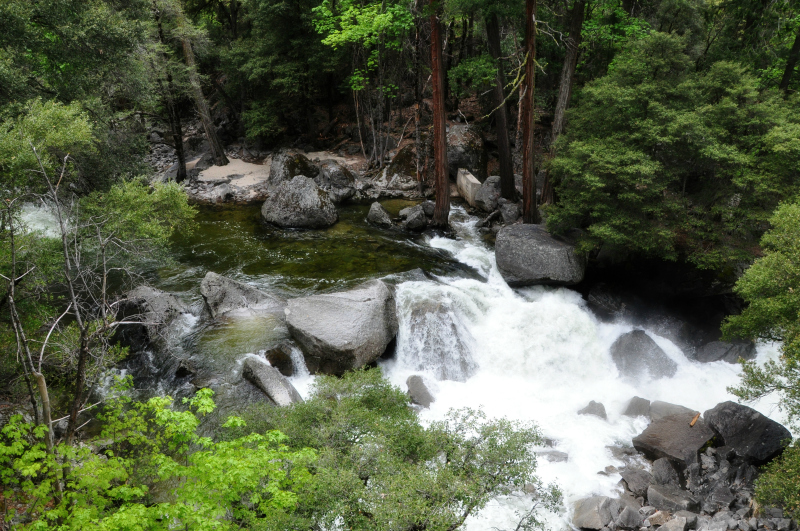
[610,330,678,379]
[406,375,435,408]
[286,280,398,375]
[200,272,285,318]
[367,202,393,228]
[578,400,608,420]
[241,357,302,406]
[632,413,716,467]
[456,168,482,207]
[314,159,356,204]
[474,175,501,212]
[650,401,697,422]
[495,224,586,286]
[573,496,613,530]
[703,401,792,464]
[268,150,319,187]
[264,342,296,377]
[621,468,653,497]
[113,286,188,351]
[623,396,651,418]
[647,484,700,513]
[261,175,338,229]
[696,341,757,364]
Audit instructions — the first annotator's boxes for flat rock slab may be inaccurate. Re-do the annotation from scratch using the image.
[647,484,700,513]
[703,401,791,464]
[242,356,302,406]
[632,413,716,467]
[286,280,398,375]
[200,272,285,318]
[495,224,586,286]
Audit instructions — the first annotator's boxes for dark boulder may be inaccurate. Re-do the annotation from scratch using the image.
[695,341,757,364]
[403,205,428,232]
[623,396,651,418]
[447,124,488,181]
[650,401,698,422]
[495,224,586,286]
[498,198,520,224]
[114,286,188,351]
[474,175,501,212]
[578,400,608,420]
[286,280,398,375]
[315,159,356,204]
[264,342,296,377]
[610,331,678,379]
[261,175,338,229]
[269,150,319,186]
[200,272,285,318]
[703,401,791,464]
[647,484,701,513]
[367,202,393,228]
[632,413,716,467]
[406,375,435,408]
[621,468,653,497]
[652,457,682,486]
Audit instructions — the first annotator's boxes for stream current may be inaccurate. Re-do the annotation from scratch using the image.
[21,201,787,530]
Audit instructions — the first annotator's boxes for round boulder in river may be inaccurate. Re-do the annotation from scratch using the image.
[610,330,678,379]
[261,175,338,229]
[495,224,586,286]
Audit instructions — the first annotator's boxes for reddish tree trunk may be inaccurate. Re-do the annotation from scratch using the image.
[486,13,515,201]
[522,0,539,224]
[430,0,450,228]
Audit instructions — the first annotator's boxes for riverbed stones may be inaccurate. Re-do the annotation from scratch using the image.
[315,159,356,204]
[406,375,435,408]
[200,272,285,318]
[610,331,678,379]
[404,205,428,231]
[695,341,757,364]
[647,484,701,513]
[241,356,302,406]
[573,496,613,530]
[652,457,682,486]
[367,202,393,228]
[261,175,338,229]
[624,396,652,418]
[457,169,482,207]
[663,516,689,531]
[269,150,319,186]
[703,401,791,464]
[474,175,501,212]
[286,280,398,375]
[495,224,586,286]
[579,400,608,420]
[632,413,716,467]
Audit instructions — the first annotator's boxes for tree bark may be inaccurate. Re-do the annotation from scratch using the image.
[522,0,539,224]
[414,0,424,194]
[779,25,800,92]
[430,0,450,228]
[485,13,515,201]
[154,4,187,182]
[181,35,229,166]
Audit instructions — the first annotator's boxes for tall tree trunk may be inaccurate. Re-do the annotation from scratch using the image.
[485,13,515,201]
[780,25,800,92]
[181,36,229,166]
[430,0,450,228]
[542,0,584,205]
[154,4,187,182]
[522,0,539,224]
[414,0,424,194]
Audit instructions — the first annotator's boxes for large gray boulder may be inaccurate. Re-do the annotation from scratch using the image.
[200,272,285,318]
[695,341,757,364]
[315,159,356,204]
[403,205,428,232]
[114,286,188,351]
[269,150,319,187]
[632,413,716,467]
[647,484,700,513]
[447,124,488,181]
[406,375,435,408]
[621,468,653,497]
[703,401,791,464]
[623,396,652,418]
[367,202,393,228]
[573,496,613,530]
[242,356,302,406]
[578,400,608,420]
[610,330,678,379]
[474,175,501,212]
[286,280,398,375]
[495,224,586,286]
[261,175,338,229]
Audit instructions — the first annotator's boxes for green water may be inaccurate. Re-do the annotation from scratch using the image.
[150,200,471,298]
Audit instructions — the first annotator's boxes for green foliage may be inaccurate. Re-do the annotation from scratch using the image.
[449,55,498,99]
[547,32,800,270]
[724,201,800,429]
[0,380,316,530]
[755,442,800,522]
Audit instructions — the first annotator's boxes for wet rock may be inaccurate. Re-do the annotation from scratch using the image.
[573,496,613,530]
[499,198,521,224]
[647,484,701,513]
[367,202,393,228]
[261,175,338,229]
[610,331,678,379]
[703,401,791,464]
[268,150,319,186]
[457,168,481,207]
[579,400,608,420]
[421,200,435,217]
[114,286,188,351]
[447,124,488,181]
[624,397,652,418]
[286,280,398,375]
[406,375,435,408]
[495,224,586,286]
[404,205,428,232]
[632,413,716,467]
[651,401,698,422]
[200,272,285,318]
[587,283,634,321]
[474,175,501,212]
[621,469,654,497]
[242,356,302,406]
[695,342,757,364]
[264,342,295,377]
[652,458,682,486]
[315,159,356,203]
